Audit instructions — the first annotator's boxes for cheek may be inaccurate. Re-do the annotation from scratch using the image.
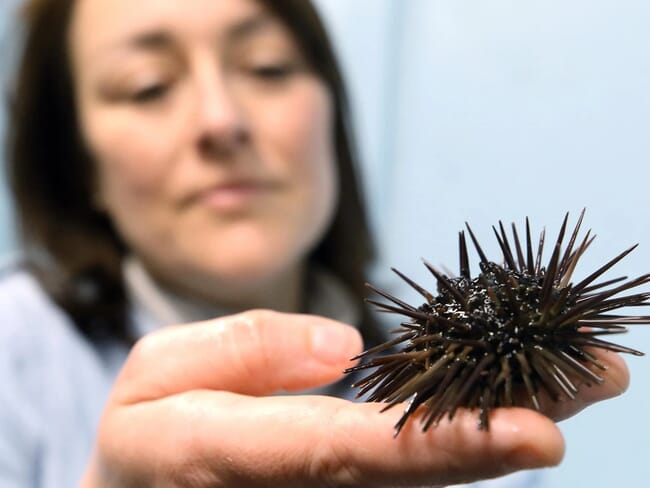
[260,82,338,216]
[78,107,189,263]
[81,108,179,210]
[278,84,333,167]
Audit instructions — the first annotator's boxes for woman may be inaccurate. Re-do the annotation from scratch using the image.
[1,0,629,486]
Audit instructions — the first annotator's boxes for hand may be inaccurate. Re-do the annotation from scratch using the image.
[80,310,629,487]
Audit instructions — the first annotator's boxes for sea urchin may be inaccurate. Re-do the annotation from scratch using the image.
[345,211,649,435]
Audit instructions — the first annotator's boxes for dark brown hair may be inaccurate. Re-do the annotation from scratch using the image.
[6,0,377,344]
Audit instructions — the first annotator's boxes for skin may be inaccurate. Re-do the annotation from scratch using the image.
[80,311,630,487]
[70,0,338,312]
[68,0,632,486]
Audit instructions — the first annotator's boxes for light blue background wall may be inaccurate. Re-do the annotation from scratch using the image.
[0,0,20,256]
[1,1,649,486]
[316,1,650,486]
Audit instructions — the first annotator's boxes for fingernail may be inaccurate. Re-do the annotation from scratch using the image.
[492,420,564,469]
[311,323,357,365]
[507,445,563,470]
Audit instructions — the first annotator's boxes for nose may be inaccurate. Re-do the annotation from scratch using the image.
[193,64,250,159]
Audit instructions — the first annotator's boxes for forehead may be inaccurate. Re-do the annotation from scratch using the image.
[70,0,274,56]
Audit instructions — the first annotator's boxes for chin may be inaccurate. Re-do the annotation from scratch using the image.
[190,252,298,287]
[173,220,319,289]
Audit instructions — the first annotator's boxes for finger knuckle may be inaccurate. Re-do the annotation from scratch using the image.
[127,330,165,368]
[306,407,362,487]
[308,444,361,488]
[165,458,223,488]
[226,309,277,379]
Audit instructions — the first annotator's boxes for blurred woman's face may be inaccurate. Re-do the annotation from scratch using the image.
[69,0,338,304]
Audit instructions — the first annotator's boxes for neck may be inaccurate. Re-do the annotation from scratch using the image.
[138,259,306,315]
[124,256,362,337]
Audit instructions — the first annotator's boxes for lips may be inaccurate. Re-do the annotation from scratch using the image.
[190,179,281,212]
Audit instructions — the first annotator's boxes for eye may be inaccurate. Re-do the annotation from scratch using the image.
[249,63,298,81]
[131,83,170,103]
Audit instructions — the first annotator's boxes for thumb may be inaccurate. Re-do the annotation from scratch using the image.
[112,310,363,405]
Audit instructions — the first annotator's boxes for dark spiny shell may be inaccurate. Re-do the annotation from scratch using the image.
[346,211,649,435]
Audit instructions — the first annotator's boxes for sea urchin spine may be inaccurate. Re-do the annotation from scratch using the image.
[346,211,649,435]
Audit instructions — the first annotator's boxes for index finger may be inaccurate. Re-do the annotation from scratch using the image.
[105,391,564,487]
[308,400,563,487]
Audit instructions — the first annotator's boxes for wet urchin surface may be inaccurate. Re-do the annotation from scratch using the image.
[346,211,649,436]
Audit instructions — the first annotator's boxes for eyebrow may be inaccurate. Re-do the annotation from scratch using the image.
[225,13,275,42]
[123,13,276,52]
[128,31,173,50]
